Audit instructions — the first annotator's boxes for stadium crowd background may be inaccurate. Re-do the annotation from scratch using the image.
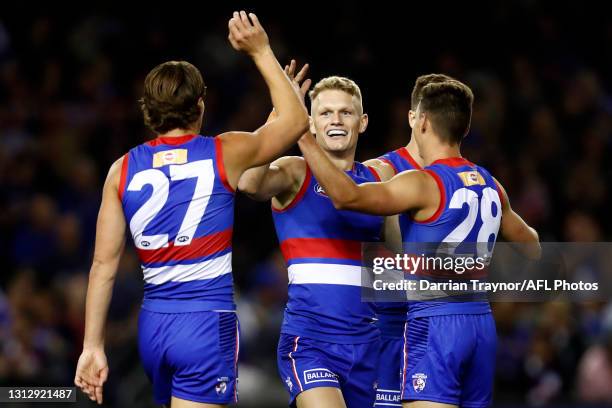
[1,2,611,407]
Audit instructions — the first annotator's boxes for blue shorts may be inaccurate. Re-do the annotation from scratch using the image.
[374,333,404,407]
[138,309,239,405]
[400,313,496,408]
[277,334,380,408]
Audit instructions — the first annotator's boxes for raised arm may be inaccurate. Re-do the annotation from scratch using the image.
[298,131,439,216]
[75,158,127,404]
[495,178,541,259]
[219,11,309,189]
[237,60,311,201]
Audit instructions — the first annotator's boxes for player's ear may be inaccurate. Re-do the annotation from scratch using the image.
[198,97,205,115]
[359,113,368,133]
[408,110,415,129]
[309,116,315,134]
[421,112,428,134]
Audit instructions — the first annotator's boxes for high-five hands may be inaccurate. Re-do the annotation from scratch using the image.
[228,11,270,58]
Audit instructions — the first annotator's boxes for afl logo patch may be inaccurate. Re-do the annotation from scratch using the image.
[314,183,328,197]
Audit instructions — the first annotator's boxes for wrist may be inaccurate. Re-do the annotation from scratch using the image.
[298,132,315,146]
[83,340,104,350]
[250,46,274,61]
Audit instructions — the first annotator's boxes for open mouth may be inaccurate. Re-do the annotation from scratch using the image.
[326,129,348,137]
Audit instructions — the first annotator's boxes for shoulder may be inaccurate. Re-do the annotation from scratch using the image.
[109,156,125,178]
[103,155,126,192]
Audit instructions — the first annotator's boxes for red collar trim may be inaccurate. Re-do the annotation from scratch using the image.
[397,147,423,169]
[147,134,198,146]
[431,157,473,167]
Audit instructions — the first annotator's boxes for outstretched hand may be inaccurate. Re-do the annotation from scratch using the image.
[284,59,312,100]
[228,11,270,57]
[266,60,311,122]
[74,347,109,405]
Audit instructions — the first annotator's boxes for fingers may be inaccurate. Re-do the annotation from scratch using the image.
[294,63,309,83]
[287,60,297,77]
[99,366,109,385]
[300,78,313,96]
[87,384,96,401]
[239,10,250,28]
[227,18,241,50]
[231,10,251,34]
[232,11,246,33]
[284,60,309,82]
[76,378,95,401]
[249,12,264,31]
[95,385,104,404]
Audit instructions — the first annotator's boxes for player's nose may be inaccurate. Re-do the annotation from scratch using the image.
[331,112,343,124]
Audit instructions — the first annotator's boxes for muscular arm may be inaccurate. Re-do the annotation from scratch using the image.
[362,158,397,182]
[495,178,541,259]
[75,157,126,404]
[237,156,306,204]
[83,158,127,349]
[363,158,400,248]
[237,61,311,201]
[298,132,439,216]
[381,215,403,253]
[221,13,308,189]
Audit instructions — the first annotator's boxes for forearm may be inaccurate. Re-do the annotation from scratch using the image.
[82,261,118,348]
[298,132,361,209]
[237,164,272,199]
[502,213,541,260]
[252,49,307,124]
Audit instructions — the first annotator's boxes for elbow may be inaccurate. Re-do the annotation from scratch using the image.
[330,193,357,211]
[89,258,118,283]
[521,228,541,260]
[237,179,258,196]
[332,200,348,210]
[237,179,269,201]
[530,229,542,260]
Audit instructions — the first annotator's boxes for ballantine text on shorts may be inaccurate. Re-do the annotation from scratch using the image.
[373,279,599,292]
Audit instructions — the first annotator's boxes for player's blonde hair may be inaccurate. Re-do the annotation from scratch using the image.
[309,76,363,113]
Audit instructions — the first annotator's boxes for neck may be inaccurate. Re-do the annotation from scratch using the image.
[158,127,199,138]
[323,148,355,171]
[421,138,462,166]
[405,137,425,167]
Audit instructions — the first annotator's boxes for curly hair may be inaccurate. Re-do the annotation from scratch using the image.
[139,61,206,134]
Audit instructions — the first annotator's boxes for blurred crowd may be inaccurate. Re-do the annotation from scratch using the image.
[1,3,611,407]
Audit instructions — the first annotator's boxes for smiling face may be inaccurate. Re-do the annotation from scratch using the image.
[310,89,368,153]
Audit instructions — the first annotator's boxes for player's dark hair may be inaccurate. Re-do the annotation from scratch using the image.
[140,61,206,134]
[411,73,456,109]
[418,80,474,144]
